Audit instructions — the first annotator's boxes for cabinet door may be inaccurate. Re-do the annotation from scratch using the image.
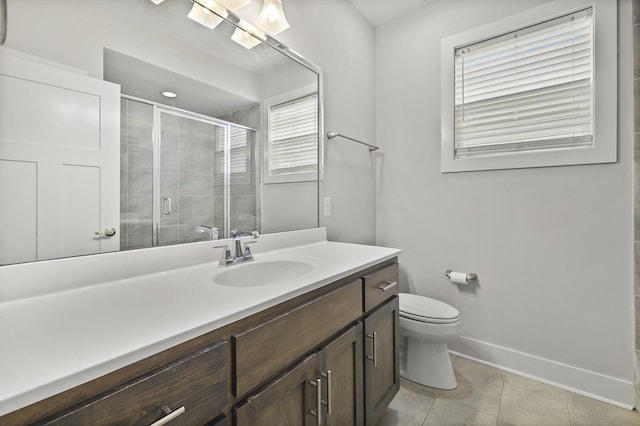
[364,297,400,426]
[234,354,321,426]
[320,323,364,426]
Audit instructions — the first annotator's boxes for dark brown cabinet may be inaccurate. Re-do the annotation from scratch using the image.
[3,259,399,426]
[321,323,364,426]
[234,261,400,426]
[363,298,400,426]
[235,324,364,426]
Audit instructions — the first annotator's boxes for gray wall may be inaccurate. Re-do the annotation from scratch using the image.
[274,0,378,245]
[376,0,635,406]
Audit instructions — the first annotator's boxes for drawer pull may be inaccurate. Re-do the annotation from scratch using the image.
[321,370,332,415]
[149,405,186,426]
[378,281,398,292]
[309,378,322,425]
[366,332,378,367]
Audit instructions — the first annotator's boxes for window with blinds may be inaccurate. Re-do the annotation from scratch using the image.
[215,126,250,175]
[454,8,593,159]
[268,93,318,176]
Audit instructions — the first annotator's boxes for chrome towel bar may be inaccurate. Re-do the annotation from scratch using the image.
[327,132,379,152]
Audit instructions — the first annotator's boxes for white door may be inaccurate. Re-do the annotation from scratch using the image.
[0,50,120,264]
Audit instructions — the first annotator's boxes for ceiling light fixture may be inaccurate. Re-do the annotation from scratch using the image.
[254,0,289,35]
[162,91,178,98]
[149,0,165,4]
[188,0,229,29]
[231,19,266,49]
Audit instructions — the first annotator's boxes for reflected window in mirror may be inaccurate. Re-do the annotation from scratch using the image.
[264,89,319,184]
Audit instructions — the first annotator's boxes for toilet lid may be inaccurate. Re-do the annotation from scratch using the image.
[399,293,460,324]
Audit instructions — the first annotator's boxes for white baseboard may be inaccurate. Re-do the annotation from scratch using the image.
[449,336,635,410]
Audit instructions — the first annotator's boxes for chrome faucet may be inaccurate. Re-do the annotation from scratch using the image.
[196,225,219,240]
[215,230,259,266]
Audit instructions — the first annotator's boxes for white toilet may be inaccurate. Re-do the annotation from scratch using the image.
[399,292,462,390]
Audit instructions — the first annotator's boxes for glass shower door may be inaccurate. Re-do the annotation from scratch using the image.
[155,109,226,246]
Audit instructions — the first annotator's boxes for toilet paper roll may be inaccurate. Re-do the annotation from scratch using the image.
[448,271,469,285]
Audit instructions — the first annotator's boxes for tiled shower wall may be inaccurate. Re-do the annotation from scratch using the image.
[120,98,258,250]
[120,99,154,251]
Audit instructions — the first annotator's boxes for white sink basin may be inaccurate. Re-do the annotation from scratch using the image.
[213,260,316,287]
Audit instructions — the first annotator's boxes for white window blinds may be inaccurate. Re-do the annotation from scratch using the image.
[454,8,593,158]
[269,93,318,176]
[215,126,249,174]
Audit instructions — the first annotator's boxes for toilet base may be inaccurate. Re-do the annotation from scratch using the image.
[403,337,457,390]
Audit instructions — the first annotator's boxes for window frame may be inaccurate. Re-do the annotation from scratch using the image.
[263,84,320,184]
[440,0,617,173]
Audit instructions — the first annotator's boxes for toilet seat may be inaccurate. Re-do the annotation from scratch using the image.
[399,293,460,324]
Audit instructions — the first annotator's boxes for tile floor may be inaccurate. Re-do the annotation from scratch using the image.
[378,355,640,426]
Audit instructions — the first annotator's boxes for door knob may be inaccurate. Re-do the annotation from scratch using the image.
[95,227,117,237]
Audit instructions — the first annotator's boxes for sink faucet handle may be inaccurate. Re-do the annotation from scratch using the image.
[214,244,233,266]
[243,240,258,259]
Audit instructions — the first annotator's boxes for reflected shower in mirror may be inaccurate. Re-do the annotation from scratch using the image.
[0,0,321,265]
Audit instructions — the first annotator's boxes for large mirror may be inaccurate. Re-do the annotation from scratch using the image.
[0,0,321,265]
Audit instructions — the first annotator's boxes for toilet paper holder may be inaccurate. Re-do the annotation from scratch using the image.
[445,270,478,282]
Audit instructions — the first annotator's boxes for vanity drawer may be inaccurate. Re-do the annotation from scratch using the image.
[363,263,399,312]
[233,280,362,397]
[46,340,228,426]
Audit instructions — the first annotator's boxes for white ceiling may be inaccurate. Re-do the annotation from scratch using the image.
[348,0,437,27]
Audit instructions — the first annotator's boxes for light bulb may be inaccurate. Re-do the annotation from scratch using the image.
[255,0,289,35]
[231,19,266,49]
[188,1,229,30]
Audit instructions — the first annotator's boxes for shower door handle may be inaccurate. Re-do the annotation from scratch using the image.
[162,197,172,215]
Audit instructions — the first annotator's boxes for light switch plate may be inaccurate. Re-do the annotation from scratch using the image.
[323,197,331,216]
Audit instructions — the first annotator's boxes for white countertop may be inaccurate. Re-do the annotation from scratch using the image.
[0,228,401,417]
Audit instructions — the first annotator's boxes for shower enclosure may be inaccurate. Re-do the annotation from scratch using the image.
[120,97,258,251]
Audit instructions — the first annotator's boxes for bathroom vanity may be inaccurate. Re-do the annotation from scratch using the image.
[0,229,401,425]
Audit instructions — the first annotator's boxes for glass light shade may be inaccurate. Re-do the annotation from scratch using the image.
[254,0,289,35]
[217,0,250,11]
[149,0,165,4]
[231,20,266,49]
[188,1,229,29]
